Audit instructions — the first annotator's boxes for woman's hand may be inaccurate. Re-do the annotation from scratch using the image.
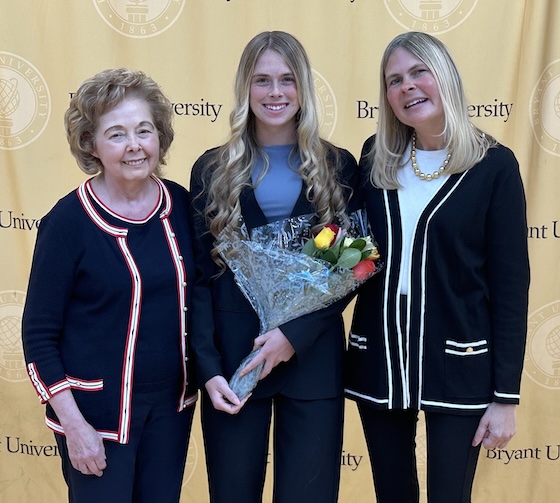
[472,402,517,449]
[205,375,250,415]
[241,327,295,380]
[48,391,106,476]
[64,421,107,476]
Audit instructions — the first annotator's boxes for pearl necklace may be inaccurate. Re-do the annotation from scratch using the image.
[411,133,451,181]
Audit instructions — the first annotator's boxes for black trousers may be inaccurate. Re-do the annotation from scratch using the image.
[55,386,195,503]
[202,392,344,503]
[357,405,482,503]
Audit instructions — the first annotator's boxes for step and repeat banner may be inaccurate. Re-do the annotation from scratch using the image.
[1,1,559,502]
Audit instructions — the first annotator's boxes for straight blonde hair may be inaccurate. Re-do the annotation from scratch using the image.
[368,31,496,190]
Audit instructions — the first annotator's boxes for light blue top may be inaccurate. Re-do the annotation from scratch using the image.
[252,144,303,222]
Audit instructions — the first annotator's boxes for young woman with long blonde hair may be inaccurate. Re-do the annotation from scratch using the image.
[190,31,358,503]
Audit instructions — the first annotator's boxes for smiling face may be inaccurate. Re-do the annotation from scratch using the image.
[385,47,445,148]
[92,97,160,187]
[249,49,300,145]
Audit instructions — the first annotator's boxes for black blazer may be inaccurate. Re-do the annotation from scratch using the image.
[189,145,358,400]
[345,136,530,414]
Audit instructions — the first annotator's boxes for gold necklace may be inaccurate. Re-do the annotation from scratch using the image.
[411,133,451,181]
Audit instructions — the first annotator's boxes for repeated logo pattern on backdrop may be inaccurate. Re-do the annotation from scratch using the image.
[0,290,26,382]
[384,0,478,34]
[525,301,560,390]
[313,70,337,140]
[93,0,186,38]
[530,59,560,157]
[1,1,559,502]
[183,437,199,485]
[0,53,50,150]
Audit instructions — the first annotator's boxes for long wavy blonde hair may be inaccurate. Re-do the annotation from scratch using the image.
[367,31,496,189]
[203,31,348,263]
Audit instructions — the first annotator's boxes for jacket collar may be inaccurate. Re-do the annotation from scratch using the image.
[239,182,312,229]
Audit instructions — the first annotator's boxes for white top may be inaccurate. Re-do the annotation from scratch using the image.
[397,144,449,295]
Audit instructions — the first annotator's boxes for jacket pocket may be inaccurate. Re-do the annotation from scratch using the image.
[443,339,491,399]
[66,374,104,392]
[348,331,368,350]
[444,339,488,356]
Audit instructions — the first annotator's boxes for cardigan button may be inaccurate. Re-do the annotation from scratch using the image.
[466,347,474,353]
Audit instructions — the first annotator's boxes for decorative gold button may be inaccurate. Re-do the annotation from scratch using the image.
[466,347,474,353]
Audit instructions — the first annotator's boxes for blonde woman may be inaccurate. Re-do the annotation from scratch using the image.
[345,32,529,502]
[190,31,358,503]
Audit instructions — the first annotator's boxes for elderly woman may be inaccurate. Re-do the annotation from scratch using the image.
[22,68,197,503]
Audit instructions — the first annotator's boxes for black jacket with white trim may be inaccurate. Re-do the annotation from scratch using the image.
[345,136,530,414]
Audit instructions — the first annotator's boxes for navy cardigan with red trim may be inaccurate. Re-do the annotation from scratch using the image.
[22,178,198,443]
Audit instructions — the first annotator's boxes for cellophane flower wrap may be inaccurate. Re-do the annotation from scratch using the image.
[215,209,383,400]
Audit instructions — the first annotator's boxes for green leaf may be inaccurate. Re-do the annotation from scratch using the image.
[302,238,318,256]
[336,248,361,269]
[329,238,343,257]
[321,249,338,265]
[349,238,366,251]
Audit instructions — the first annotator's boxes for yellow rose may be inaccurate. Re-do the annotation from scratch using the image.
[314,227,336,250]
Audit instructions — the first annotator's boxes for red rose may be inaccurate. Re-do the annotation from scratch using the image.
[353,259,376,281]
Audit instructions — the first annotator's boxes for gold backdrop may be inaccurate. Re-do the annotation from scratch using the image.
[1,1,559,502]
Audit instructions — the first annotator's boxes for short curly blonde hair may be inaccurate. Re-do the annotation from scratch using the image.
[65,68,174,175]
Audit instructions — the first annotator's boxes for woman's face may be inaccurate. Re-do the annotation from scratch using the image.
[249,49,300,145]
[385,47,444,141]
[92,97,160,186]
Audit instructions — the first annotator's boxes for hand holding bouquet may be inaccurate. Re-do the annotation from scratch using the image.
[216,209,383,400]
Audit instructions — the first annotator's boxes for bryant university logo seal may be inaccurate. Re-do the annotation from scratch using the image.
[94,0,186,38]
[525,301,560,390]
[313,69,337,140]
[0,53,50,150]
[384,0,478,34]
[0,290,27,382]
[181,435,199,486]
[530,58,560,157]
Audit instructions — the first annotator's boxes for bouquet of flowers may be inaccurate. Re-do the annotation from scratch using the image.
[301,220,380,280]
[215,209,382,400]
